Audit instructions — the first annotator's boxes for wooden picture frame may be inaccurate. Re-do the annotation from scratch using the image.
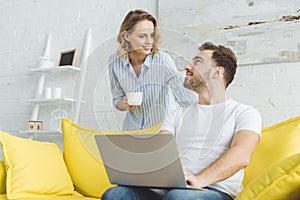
[27,120,43,131]
[58,49,76,66]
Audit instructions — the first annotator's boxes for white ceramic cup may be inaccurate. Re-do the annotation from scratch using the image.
[53,87,62,98]
[127,92,143,106]
[45,88,52,99]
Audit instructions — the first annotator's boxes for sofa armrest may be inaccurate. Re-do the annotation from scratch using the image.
[0,161,6,194]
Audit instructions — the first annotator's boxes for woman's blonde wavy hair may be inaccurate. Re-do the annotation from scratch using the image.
[117,9,161,58]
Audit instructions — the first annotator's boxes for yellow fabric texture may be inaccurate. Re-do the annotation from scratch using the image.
[0,131,78,199]
[235,153,300,200]
[61,118,161,198]
[0,194,6,200]
[0,196,97,200]
[0,162,6,194]
[243,116,300,185]
[7,197,97,200]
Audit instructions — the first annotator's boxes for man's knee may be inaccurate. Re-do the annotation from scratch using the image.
[102,186,162,200]
[102,186,126,200]
[163,189,190,200]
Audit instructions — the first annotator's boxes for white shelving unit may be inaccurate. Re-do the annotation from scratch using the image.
[23,65,81,136]
[21,29,92,137]
[29,65,81,122]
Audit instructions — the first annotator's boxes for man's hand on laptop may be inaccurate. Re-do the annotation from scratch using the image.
[183,169,205,189]
[159,130,172,134]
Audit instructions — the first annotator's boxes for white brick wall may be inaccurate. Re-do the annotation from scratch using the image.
[227,62,300,127]
[159,0,300,127]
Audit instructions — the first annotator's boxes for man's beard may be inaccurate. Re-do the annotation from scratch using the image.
[183,80,193,90]
[184,78,206,92]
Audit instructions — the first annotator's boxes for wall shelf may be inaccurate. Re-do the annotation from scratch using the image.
[19,130,62,134]
[28,98,76,104]
[30,65,81,73]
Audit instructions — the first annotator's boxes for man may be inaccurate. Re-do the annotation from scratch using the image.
[102,42,262,200]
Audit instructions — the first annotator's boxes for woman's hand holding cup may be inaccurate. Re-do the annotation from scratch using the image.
[117,97,133,111]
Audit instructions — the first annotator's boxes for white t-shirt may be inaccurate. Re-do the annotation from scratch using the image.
[160,99,262,197]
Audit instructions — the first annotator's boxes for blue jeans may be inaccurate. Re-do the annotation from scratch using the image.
[102,186,234,200]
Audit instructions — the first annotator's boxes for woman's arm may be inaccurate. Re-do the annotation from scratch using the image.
[108,55,128,111]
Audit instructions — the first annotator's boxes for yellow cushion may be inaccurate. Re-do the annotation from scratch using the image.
[0,161,6,194]
[243,116,300,185]
[61,118,161,198]
[236,153,300,200]
[0,131,78,199]
[11,197,98,200]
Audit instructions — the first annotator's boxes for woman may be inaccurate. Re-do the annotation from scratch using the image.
[108,9,196,130]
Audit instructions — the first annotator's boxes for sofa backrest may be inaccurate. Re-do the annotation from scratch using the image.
[243,116,300,185]
[61,118,162,199]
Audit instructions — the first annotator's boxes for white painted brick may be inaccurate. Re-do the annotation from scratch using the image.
[227,85,254,103]
[94,103,114,112]
[103,94,113,103]
[251,65,277,85]
[290,84,300,95]
[94,112,111,130]
[77,113,99,130]
[258,106,292,127]
[80,101,93,113]
[252,84,291,97]
[289,107,300,118]
[228,84,270,107]
[269,95,300,107]
[233,66,253,85]
[276,63,300,84]
[95,112,106,122]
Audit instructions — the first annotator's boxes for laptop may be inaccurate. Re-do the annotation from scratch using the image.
[94,133,196,189]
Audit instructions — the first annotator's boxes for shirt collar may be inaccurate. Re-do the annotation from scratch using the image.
[143,54,152,68]
[124,54,153,69]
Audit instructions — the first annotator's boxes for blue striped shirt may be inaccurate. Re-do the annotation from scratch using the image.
[108,51,197,130]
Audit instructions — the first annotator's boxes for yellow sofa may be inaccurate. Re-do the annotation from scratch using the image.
[0,118,162,200]
[235,116,300,200]
[0,116,300,199]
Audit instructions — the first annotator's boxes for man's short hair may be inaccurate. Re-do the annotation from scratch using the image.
[199,42,237,87]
